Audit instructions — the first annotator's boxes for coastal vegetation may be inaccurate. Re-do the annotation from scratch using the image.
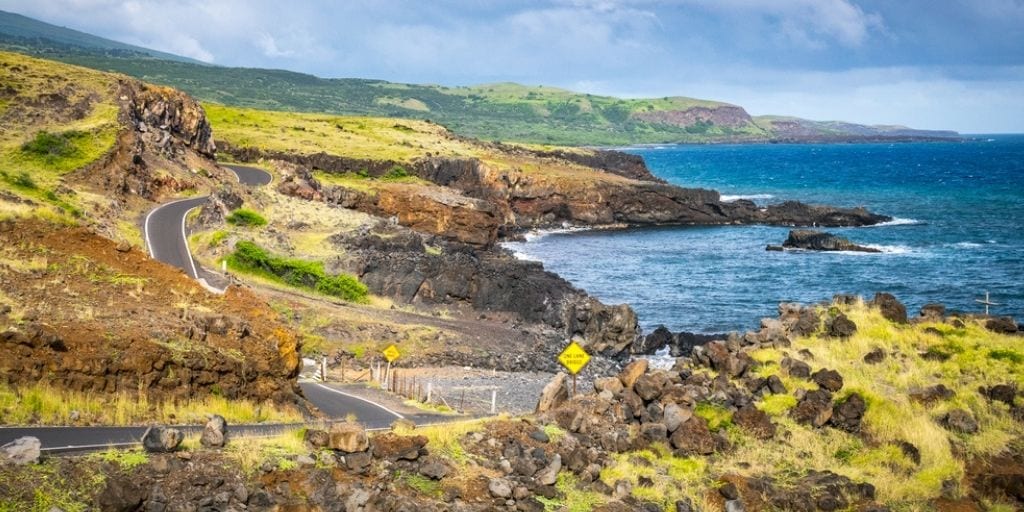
[225,241,369,303]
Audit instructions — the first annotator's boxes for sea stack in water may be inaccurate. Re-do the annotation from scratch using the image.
[769,230,881,253]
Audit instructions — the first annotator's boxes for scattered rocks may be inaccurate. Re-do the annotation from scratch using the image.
[633,372,669,401]
[535,453,562,486]
[200,414,228,448]
[419,456,450,480]
[871,293,908,324]
[329,422,370,453]
[942,409,979,434]
[812,369,844,392]
[0,436,40,465]
[141,426,183,453]
[980,384,1018,406]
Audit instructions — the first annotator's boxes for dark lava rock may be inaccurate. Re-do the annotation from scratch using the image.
[97,474,146,512]
[863,348,886,364]
[733,405,776,439]
[634,325,674,354]
[812,369,844,392]
[141,426,183,453]
[782,230,880,252]
[791,389,834,427]
[199,415,227,448]
[919,303,946,321]
[303,428,329,448]
[719,481,740,500]
[909,384,955,404]
[986,316,1019,334]
[670,417,716,455]
[766,375,787,394]
[781,357,811,379]
[981,384,1018,406]
[898,441,921,465]
[419,456,449,480]
[830,393,866,433]
[871,293,908,324]
[827,313,858,338]
[942,409,979,434]
[370,433,427,461]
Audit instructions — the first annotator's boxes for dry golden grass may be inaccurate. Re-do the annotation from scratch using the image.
[711,300,1023,507]
[0,381,304,426]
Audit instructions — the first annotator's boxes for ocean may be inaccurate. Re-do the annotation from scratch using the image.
[504,135,1024,334]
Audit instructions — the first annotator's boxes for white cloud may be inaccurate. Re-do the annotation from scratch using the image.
[686,0,884,47]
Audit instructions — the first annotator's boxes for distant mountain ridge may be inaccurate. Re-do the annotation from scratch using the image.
[0,9,960,146]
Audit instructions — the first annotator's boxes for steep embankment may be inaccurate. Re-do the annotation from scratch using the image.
[0,52,307,421]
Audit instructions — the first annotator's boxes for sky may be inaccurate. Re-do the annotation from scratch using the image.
[4,0,1023,132]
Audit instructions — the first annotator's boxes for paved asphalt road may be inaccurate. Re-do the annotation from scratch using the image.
[144,164,271,282]
[0,166,422,453]
[0,383,428,453]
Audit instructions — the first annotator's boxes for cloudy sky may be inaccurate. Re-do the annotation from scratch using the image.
[4,0,1023,132]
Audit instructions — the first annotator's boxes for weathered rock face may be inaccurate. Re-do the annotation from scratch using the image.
[633,105,754,129]
[330,423,370,453]
[123,81,216,157]
[200,415,228,448]
[780,230,880,252]
[871,293,908,324]
[0,437,40,466]
[327,220,640,359]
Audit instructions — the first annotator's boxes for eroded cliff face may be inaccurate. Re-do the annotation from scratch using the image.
[326,221,640,358]
[632,105,755,129]
[0,220,303,406]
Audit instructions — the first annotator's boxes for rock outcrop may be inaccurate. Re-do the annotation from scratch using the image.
[775,229,880,253]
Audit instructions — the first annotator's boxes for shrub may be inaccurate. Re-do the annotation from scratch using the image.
[382,165,410,180]
[1,171,37,190]
[227,241,368,302]
[21,130,87,162]
[225,209,267,227]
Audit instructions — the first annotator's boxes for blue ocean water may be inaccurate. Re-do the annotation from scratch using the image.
[505,135,1024,333]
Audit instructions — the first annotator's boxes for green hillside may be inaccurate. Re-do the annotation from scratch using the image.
[0,10,959,146]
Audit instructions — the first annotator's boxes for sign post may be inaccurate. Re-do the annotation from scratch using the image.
[383,345,401,392]
[557,340,591,397]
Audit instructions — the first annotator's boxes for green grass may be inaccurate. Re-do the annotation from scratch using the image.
[225,241,368,303]
[225,208,268,227]
[92,448,149,470]
[694,402,733,431]
[599,443,707,509]
[0,459,104,512]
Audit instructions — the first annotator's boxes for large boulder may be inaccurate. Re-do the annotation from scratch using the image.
[812,369,844,392]
[791,389,834,427]
[0,436,40,465]
[781,230,880,252]
[830,393,867,433]
[618,359,649,391]
[330,422,370,453]
[371,433,428,461]
[827,313,858,338]
[141,426,183,453]
[633,325,674,354]
[535,453,562,486]
[663,403,693,433]
[536,372,571,413]
[942,410,979,434]
[200,414,228,448]
[985,316,1019,334]
[670,417,716,455]
[733,405,775,439]
[634,371,669,402]
[871,293,908,324]
[781,357,811,379]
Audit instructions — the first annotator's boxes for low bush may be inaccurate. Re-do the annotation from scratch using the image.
[225,208,267,227]
[226,241,368,302]
[21,130,88,163]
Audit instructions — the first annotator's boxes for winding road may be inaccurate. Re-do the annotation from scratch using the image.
[0,165,424,453]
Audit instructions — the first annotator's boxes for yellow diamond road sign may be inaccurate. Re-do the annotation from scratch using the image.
[558,341,591,375]
[383,344,401,363]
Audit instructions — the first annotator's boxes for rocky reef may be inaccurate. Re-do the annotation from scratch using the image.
[767,229,881,253]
